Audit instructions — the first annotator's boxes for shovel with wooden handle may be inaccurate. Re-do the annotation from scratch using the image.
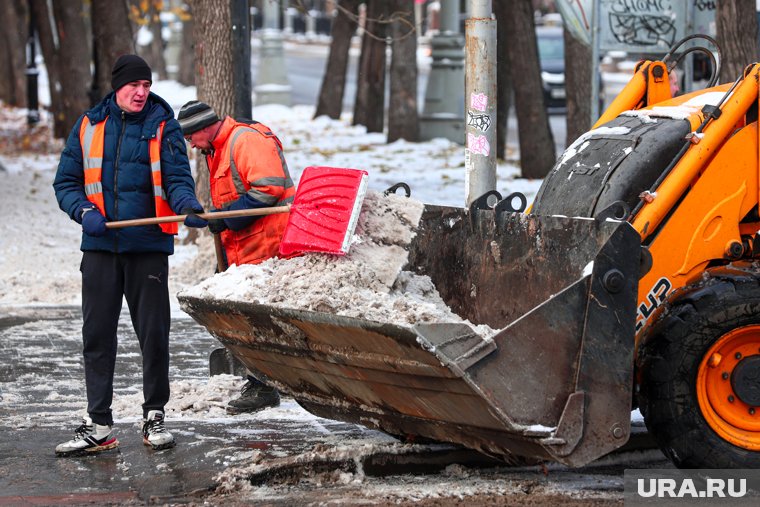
[107,207,286,272]
[104,166,369,257]
[105,206,291,229]
[213,235,227,272]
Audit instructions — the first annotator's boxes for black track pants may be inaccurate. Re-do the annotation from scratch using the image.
[81,251,170,426]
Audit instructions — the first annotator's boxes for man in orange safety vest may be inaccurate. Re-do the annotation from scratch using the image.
[178,100,296,414]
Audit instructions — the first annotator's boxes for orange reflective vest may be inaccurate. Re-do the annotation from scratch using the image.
[79,117,178,235]
[207,117,295,265]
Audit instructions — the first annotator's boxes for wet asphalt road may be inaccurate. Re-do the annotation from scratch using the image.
[0,306,382,505]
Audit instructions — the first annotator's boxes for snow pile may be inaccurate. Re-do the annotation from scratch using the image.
[212,438,512,498]
[111,374,243,421]
[110,374,347,423]
[209,449,624,505]
[180,191,484,329]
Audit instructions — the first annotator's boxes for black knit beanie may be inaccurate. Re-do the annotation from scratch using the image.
[111,54,152,91]
[178,100,220,135]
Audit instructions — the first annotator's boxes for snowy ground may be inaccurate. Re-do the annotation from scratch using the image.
[0,81,660,504]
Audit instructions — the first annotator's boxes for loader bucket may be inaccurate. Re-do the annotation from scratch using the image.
[179,206,641,467]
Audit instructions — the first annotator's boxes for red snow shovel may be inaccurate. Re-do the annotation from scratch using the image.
[104,166,369,256]
[278,166,368,256]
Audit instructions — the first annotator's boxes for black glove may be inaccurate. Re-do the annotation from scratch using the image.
[180,199,208,228]
[205,206,228,234]
[208,216,227,234]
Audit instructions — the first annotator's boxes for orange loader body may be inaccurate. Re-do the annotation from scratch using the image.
[535,54,760,466]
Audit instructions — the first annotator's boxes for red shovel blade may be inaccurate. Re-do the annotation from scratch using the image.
[279,166,369,256]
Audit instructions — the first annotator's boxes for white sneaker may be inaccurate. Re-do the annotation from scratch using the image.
[55,416,119,457]
[142,410,175,450]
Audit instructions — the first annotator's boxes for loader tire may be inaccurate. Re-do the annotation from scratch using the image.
[637,274,760,468]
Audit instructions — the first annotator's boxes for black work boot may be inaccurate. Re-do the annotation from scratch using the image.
[227,377,281,414]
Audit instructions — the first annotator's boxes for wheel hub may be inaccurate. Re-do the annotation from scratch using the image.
[732,355,760,407]
[697,325,760,449]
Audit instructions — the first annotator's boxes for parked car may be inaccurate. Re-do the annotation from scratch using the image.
[536,25,566,110]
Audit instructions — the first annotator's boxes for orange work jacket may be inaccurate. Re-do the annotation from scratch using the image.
[207,117,295,265]
[79,117,177,235]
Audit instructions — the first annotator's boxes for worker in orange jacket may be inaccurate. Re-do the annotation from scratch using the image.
[179,100,295,265]
[178,100,294,413]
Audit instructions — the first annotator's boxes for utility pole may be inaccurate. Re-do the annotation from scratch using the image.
[464,0,496,206]
[26,6,39,126]
[255,0,292,106]
[590,0,600,124]
[232,0,253,119]
[419,0,465,143]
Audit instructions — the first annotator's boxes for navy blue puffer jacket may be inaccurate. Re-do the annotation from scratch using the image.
[54,92,198,255]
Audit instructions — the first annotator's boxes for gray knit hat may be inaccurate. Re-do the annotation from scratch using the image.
[178,100,220,135]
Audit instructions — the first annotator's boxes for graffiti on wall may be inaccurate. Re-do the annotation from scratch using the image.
[589,0,716,52]
[606,0,677,47]
[556,0,716,51]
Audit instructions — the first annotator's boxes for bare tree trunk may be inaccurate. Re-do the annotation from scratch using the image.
[387,0,418,143]
[31,0,91,137]
[151,2,168,80]
[493,1,513,160]
[187,0,235,216]
[30,0,62,134]
[0,37,11,106]
[504,0,555,179]
[91,0,135,103]
[0,0,28,107]
[191,0,234,117]
[55,2,94,131]
[353,0,387,132]
[564,28,591,146]
[177,7,196,86]
[717,0,758,83]
[314,0,361,120]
